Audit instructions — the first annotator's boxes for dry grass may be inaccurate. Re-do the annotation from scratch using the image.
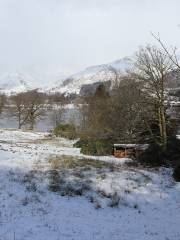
[49,155,115,170]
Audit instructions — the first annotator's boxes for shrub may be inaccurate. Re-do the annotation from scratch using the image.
[165,137,180,167]
[74,138,112,156]
[173,165,180,182]
[138,137,180,168]
[138,143,166,167]
[54,123,77,139]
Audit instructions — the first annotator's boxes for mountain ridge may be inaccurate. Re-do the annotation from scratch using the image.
[0,57,133,95]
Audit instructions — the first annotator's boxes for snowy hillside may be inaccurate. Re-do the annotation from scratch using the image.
[0,72,36,95]
[49,57,133,94]
[0,56,180,96]
[0,57,139,95]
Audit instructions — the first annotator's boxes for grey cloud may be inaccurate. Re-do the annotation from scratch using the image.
[0,0,179,81]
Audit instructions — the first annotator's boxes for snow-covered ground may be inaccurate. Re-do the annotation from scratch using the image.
[0,129,179,240]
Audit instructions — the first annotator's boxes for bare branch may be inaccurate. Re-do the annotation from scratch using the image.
[151,32,180,70]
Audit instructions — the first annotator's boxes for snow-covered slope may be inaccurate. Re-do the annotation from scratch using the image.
[49,57,133,94]
[0,129,179,240]
[1,57,180,96]
[0,72,36,95]
[0,58,133,95]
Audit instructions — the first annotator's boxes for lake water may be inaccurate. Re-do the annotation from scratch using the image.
[0,107,80,132]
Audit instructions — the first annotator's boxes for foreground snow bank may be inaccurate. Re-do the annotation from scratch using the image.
[0,129,46,143]
[0,129,179,240]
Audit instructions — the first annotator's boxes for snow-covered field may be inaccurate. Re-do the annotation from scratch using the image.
[0,129,179,240]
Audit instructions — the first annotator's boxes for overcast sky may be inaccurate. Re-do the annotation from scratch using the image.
[0,0,179,80]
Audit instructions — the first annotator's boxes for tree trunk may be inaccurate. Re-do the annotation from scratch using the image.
[18,113,21,129]
[161,105,167,151]
[29,119,34,130]
[160,76,167,151]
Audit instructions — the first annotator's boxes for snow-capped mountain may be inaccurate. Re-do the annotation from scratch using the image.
[0,72,37,95]
[1,57,180,96]
[49,57,133,94]
[0,57,133,95]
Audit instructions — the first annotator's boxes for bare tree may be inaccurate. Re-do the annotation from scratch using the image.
[79,78,155,146]
[50,93,68,128]
[0,94,6,114]
[51,103,65,128]
[11,93,29,129]
[151,32,180,71]
[106,76,155,143]
[11,91,44,130]
[134,45,173,150]
[25,91,44,130]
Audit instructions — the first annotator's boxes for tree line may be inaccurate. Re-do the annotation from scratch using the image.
[0,91,73,130]
[77,45,180,157]
[0,43,179,156]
